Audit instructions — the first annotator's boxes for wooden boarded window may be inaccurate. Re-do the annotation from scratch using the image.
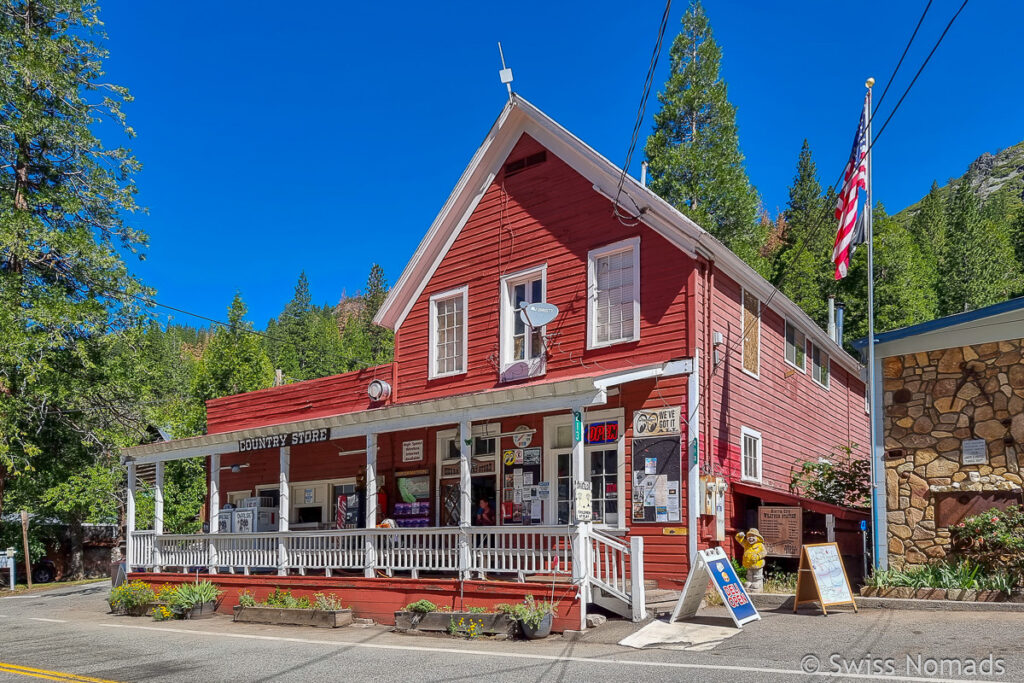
[742,290,760,376]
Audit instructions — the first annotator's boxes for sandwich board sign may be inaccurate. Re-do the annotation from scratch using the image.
[670,546,760,628]
[793,542,858,615]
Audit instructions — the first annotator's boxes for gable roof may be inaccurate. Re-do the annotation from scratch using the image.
[852,296,1024,359]
[374,95,862,375]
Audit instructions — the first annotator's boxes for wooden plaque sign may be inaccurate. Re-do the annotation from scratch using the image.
[758,506,802,557]
[794,542,857,615]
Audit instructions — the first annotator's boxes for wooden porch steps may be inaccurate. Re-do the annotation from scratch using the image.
[645,588,682,617]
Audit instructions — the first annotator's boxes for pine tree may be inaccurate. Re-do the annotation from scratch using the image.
[193,294,274,404]
[937,173,1022,314]
[644,0,763,273]
[0,1,146,520]
[840,204,937,342]
[771,141,835,327]
[341,264,394,369]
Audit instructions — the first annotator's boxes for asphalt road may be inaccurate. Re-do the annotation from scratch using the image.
[0,582,1022,682]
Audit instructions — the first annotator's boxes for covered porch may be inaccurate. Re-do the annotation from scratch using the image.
[121,363,694,628]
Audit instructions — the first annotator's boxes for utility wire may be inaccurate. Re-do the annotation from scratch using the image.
[870,0,932,121]
[673,0,970,448]
[612,0,673,226]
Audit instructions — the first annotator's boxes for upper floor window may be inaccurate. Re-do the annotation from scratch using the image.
[588,237,640,349]
[811,343,831,389]
[785,321,807,371]
[500,266,546,381]
[741,427,762,482]
[429,286,468,379]
[741,290,760,377]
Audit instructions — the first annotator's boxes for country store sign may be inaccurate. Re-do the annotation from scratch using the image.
[237,428,329,452]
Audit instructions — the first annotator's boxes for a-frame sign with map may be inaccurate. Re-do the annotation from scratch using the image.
[793,542,858,615]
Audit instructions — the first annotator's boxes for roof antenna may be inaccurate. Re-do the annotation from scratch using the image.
[497,42,514,101]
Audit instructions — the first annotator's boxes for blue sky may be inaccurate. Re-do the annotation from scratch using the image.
[98,0,1024,327]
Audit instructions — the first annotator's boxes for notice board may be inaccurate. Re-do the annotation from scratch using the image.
[758,506,802,557]
[631,436,681,523]
[794,542,858,615]
[670,546,760,628]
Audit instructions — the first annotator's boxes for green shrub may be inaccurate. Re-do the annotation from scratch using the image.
[172,581,221,610]
[951,505,1024,586]
[496,595,555,629]
[312,593,345,611]
[262,588,311,609]
[109,581,155,614]
[404,599,438,613]
[237,590,257,607]
[465,605,488,614]
[865,558,1015,592]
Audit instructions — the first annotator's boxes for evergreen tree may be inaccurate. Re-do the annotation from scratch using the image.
[840,204,937,342]
[937,173,1022,314]
[341,264,394,369]
[644,0,763,273]
[193,293,274,405]
[0,0,146,520]
[267,272,346,381]
[771,141,835,327]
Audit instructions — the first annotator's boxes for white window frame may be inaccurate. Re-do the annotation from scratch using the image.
[542,409,625,530]
[784,320,807,372]
[810,342,831,390]
[428,285,469,380]
[225,490,252,507]
[740,427,762,483]
[285,476,366,529]
[587,237,641,350]
[740,288,761,379]
[499,264,547,380]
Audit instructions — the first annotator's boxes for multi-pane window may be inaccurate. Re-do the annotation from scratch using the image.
[501,268,546,379]
[589,449,618,526]
[430,288,466,377]
[811,343,830,388]
[741,428,761,482]
[589,238,639,348]
[785,321,806,371]
[742,290,760,376]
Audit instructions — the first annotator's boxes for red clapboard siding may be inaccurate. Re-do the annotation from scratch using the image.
[394,133,694,402]
[707,269,870,498]
[206,365,392,434]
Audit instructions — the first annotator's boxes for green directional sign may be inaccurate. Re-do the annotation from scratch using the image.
[689,438,699,466]
[573,410,582,442]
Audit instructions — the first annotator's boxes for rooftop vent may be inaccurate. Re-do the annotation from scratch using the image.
[504,151,547,177]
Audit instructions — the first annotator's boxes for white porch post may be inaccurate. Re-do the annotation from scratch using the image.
[278,446,290,576]
[364,434,377,578]
[126,461,136,571]
[458,419,472,580]
[629,536,646,622]
[569,407,590,630]
[153,461,164,572]
[209,454,220,574]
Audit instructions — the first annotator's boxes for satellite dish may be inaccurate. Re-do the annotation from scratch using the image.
[519,302,558,328]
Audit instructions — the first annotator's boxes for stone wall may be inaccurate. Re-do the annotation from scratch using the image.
[883,338,1024,567]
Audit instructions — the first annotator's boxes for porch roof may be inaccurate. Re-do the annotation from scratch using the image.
[122,359,692,465]
[731,481,869,521]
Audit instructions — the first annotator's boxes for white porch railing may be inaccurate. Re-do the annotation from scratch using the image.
[129,525,646,620]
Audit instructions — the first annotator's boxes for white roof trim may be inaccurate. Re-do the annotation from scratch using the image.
[373,95,861,376]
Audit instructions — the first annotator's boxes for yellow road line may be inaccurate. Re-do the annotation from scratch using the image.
[0,662,122,683]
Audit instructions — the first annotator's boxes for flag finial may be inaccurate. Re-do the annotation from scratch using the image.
[865,77,875,88]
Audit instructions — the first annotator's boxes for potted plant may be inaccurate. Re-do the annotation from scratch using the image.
[171,581,222,619]
[108,581,156,617]
[498,595,557,639]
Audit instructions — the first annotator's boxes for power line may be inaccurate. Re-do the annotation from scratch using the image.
[870,0,932,120]
[612,0,673,226]
[678,0,970,452]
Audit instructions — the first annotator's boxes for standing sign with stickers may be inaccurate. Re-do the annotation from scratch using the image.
[670,546,760,628]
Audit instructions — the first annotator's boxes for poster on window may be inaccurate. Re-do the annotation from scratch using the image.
[631,436,681,523]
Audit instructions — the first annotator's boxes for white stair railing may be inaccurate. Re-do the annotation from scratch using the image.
[587,529,646,622]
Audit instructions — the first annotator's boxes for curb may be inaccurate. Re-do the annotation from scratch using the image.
[749,592,1024,613]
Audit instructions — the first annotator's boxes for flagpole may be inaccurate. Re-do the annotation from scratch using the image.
[864,76,884,572]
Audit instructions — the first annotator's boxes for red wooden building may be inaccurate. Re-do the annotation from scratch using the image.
[123,96,869,630]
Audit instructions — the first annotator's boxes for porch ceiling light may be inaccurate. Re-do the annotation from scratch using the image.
[220,463,250,473]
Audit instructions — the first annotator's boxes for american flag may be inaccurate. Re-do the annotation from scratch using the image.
[831,97,869,280]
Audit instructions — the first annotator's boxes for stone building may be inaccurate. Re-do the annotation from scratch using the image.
[855,297,1024,568]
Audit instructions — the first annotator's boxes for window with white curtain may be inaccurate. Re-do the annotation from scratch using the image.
[588,237,640,348]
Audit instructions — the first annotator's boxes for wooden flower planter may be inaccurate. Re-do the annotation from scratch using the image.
[394,611,516,636]
[185,601,219,619]
[233,606,353,628]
